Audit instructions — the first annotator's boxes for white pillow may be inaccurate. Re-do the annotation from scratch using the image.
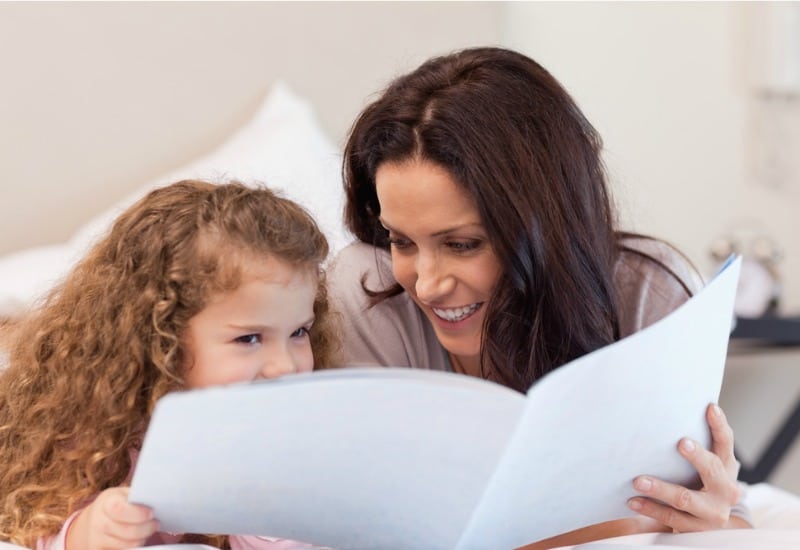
[0,81,350,317]
[0,244,85,317]
[746,482,800,529]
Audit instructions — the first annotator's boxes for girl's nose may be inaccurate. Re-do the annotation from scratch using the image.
[258,348,296,380]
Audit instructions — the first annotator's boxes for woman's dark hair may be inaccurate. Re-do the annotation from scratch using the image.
[343,46,623,392]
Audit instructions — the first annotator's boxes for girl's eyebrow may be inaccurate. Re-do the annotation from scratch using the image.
[379,217,484,238]
[301,315,317,327]
[227,323,270,332]
[227,316,316,332]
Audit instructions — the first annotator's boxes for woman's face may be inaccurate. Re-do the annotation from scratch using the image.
[375,159,501,372]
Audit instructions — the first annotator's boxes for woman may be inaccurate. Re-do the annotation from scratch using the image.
[328,47,749,545]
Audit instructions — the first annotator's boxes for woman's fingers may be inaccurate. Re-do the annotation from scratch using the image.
[627,404,743,532]
[628,494,725,532]
[706,404,741,478]
[628,474,730,530]
[677,436,740,505]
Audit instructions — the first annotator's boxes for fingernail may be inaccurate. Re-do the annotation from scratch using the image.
[634,477,653,492]
[712,404,723,417]
[628,498,643,511]
[681,438,696,453]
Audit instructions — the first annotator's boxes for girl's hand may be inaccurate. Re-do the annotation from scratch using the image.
[627,404,751,531]
[68,486,159,550]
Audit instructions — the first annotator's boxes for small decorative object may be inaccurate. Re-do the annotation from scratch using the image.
[710,228,782,318]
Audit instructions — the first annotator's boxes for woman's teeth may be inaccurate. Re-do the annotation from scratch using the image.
[432,303,480,322]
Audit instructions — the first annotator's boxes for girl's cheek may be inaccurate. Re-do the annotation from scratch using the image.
[300,346,315,373]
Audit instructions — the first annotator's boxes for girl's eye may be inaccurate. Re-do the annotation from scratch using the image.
[235,334,261,345]
[291,327,311,339]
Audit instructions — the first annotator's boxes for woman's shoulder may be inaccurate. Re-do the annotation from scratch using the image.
[327,242,395,311]
[328,241,391,284]
[616,235,703,291]
[326,242,444,370]
[614,235,704,336]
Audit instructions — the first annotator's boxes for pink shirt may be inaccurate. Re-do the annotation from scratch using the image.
[36,509,316,549]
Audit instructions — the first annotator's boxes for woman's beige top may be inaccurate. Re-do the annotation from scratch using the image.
[327,237,703,371]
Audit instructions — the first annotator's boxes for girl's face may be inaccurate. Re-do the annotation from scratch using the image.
[182,256,317,389]
[375,159,501,374]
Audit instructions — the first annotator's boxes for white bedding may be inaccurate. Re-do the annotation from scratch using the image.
[0,81,349,318]
[554,529,800,549]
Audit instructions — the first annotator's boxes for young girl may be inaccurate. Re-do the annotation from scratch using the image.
[0,180,338,549]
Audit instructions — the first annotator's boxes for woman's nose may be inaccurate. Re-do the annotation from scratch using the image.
[414,253,454,301]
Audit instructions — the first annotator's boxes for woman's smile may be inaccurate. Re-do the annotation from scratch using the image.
[431,302,483,323]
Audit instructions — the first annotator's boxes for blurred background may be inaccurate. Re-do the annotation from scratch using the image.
[1,1,798,493]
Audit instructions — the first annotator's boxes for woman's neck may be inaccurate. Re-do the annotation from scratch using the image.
[449,352,482,378]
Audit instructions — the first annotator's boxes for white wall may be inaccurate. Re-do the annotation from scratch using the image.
[504,2,800,311]
[2,2,797,310]
[0,1,503,257]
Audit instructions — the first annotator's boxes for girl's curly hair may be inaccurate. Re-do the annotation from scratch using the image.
[0,179,338,547]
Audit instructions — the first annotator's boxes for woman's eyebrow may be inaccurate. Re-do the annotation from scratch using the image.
[379,217,483,237]
[430,223,484,237]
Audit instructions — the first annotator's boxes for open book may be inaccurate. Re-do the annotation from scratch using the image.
[129,257,741,549]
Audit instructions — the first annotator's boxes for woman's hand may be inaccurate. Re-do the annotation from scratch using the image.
[67,486,159,550]
[627,403,751,531]
[517,404,748,550]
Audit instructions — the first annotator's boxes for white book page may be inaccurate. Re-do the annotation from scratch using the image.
[129,368,525,549]
[457,257,742,549]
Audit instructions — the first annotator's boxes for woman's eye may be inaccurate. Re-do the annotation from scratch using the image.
[235,334,261,345]
[447,240,481,252]
[291,327,311,339]
[387,236,412,249]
